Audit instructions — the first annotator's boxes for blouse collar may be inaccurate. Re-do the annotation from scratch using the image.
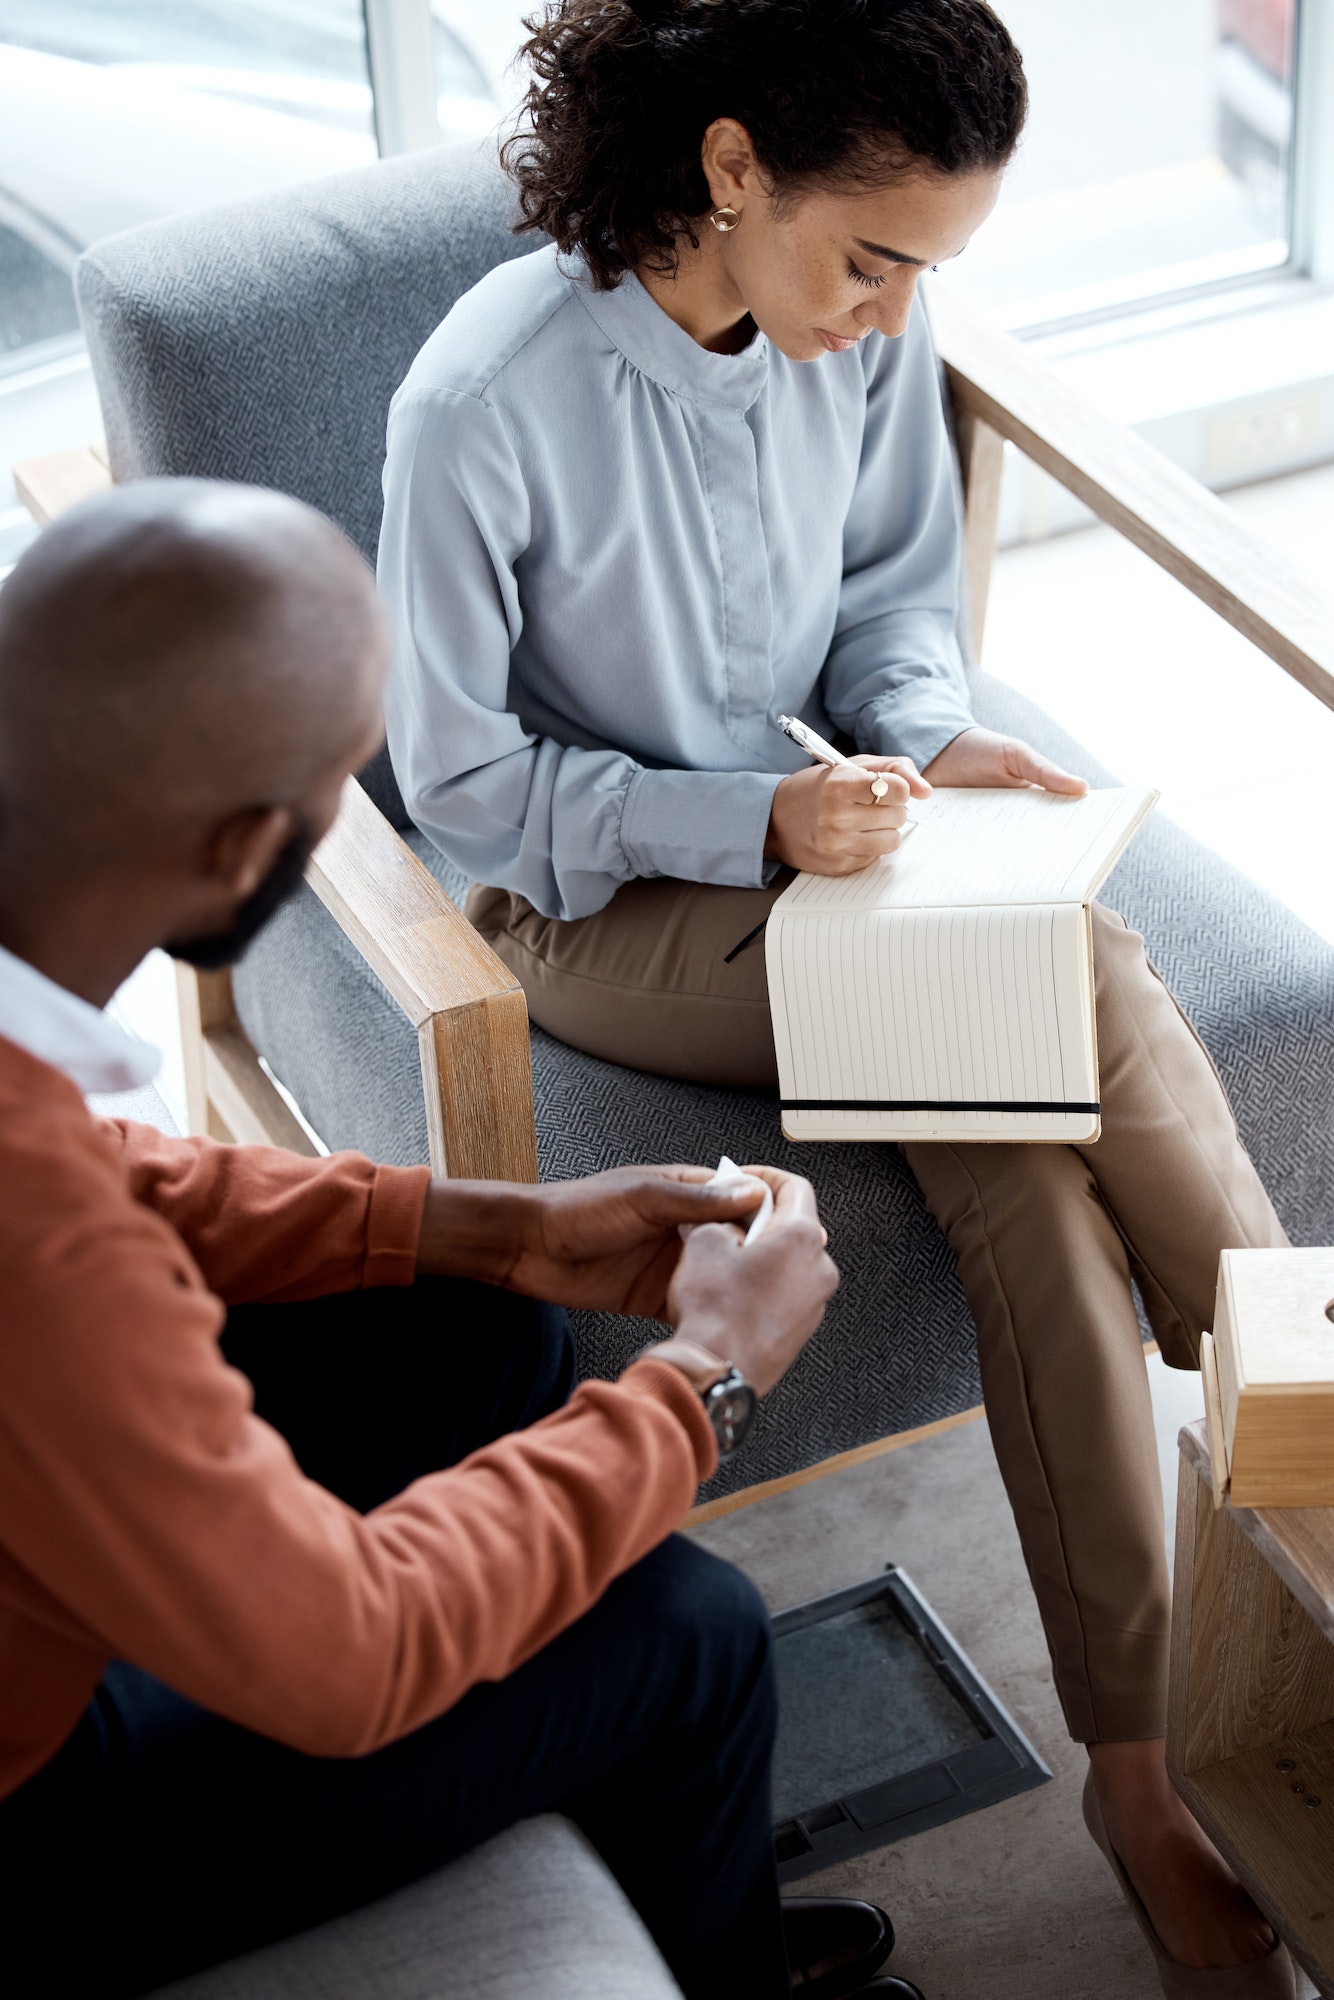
[573,263,770,412]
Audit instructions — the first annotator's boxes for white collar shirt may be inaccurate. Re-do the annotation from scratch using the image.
[0,942,160,1095]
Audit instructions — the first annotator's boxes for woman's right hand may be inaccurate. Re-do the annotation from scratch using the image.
[765,756,931,875]
[661,1169,839,1395]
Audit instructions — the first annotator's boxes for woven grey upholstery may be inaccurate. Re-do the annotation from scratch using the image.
[78,147,1334,1509]
[76,142,535,826]
[145,1818,682,1999]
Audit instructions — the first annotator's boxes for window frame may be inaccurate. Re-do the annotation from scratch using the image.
[1290,0,1334,285]
[362,0,439,157]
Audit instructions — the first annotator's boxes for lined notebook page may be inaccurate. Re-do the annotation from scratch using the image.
[779,786,1157,915]
[768,901,1099,1143]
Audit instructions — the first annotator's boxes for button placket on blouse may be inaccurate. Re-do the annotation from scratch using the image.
[698,397,774,749]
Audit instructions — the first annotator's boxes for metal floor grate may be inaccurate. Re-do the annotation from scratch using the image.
[771,1567,1050,1883]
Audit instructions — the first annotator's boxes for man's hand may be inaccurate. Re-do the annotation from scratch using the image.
[658,1168,838,1394]
[923,726,1087,794]
[415,1167,769,1318]
[765,755,932,875]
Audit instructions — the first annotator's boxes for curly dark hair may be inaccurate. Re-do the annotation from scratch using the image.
[504,0,1027,290]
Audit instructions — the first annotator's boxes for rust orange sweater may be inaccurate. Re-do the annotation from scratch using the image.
[0,1034,716,1800]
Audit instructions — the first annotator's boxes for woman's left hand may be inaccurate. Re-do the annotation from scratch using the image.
[923,726,1088,794]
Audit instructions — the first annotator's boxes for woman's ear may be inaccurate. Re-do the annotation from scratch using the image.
[701,117,760,212]
[203,804,298,903]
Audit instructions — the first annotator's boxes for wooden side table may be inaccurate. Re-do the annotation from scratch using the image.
[1169,1420,1334,1995]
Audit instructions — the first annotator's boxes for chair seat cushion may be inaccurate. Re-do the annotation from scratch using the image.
[145,1817,682,1999]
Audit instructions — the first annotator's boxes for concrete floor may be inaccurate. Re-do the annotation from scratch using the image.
[690,1356,1318,2000]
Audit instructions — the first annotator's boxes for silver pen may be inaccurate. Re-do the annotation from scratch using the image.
[777,714,915,820]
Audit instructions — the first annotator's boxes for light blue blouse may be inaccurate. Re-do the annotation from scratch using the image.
[380,244,975,921]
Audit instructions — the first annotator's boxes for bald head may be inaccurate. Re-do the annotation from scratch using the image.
[0,479,390,1002]
[0,478,387,857]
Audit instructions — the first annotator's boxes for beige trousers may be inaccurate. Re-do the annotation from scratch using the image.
[468,877,1288,1742]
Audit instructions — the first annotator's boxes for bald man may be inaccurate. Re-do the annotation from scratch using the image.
[0,482,918,2000]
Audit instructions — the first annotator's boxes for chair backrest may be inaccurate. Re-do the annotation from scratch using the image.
[75,143,536,826]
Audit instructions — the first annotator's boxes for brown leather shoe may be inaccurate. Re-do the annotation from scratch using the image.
[783,1895,894,1997]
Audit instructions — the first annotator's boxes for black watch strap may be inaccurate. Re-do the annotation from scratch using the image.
[701,1366,758,1461]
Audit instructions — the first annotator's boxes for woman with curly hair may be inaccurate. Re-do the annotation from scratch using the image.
[379,4,1292,1989]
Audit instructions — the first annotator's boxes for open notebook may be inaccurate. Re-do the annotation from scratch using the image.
[766,785,1158,1144]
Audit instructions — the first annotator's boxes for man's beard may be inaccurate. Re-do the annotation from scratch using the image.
[167,825,317,971]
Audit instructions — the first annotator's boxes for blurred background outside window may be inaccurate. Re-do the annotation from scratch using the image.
[0,1,516,372]
[0,0,1303,369]
[0,0,1328,568]
[951,0,1296,326]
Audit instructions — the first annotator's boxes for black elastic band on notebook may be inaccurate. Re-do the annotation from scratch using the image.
[782,1099,1101,1115]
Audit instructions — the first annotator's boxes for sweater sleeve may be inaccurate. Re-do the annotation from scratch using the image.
[0,1187,716,1755]
[101,1121,429,1304]
[820,295,977,772]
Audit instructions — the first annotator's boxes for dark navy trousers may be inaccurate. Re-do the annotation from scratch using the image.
[0,1279,787,1999]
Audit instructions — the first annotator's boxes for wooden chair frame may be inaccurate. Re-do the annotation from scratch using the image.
[15,286,1334,1183]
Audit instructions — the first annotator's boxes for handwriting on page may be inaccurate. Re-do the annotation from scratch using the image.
[782,788,1148,912]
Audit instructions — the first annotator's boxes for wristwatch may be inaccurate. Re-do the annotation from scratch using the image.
[700,1366,758,1461]
[651,1340,759,1461]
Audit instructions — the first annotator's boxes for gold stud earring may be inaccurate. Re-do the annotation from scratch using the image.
[710,207,741,233]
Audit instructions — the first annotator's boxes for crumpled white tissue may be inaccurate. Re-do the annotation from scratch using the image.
[679,1155,774,1247]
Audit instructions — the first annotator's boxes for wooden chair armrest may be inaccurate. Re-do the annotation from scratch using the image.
[308,778,539,1182]
[13,446,112,524]
[926,282,1334,712]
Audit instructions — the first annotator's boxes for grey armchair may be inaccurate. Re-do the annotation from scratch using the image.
[145,1817,684,1999]
[22,140,1334,1512]
[16,134,1334,2000]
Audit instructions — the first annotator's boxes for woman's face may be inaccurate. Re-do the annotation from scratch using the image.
[703,123,1003,363]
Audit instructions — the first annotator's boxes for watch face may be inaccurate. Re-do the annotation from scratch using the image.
[708,1373,757,1458]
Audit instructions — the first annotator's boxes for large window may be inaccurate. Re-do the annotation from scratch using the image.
[0,3,542,373]
[0,3,376,369]
[954,0,1298,328]
[0,0,1325,373]
[393,1,1308,333]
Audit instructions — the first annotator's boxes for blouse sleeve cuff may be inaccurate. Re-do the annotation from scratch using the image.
[619,767,782,888]
[858,684,977,773]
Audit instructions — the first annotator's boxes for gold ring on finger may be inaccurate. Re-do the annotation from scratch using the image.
[870,777,890,804]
